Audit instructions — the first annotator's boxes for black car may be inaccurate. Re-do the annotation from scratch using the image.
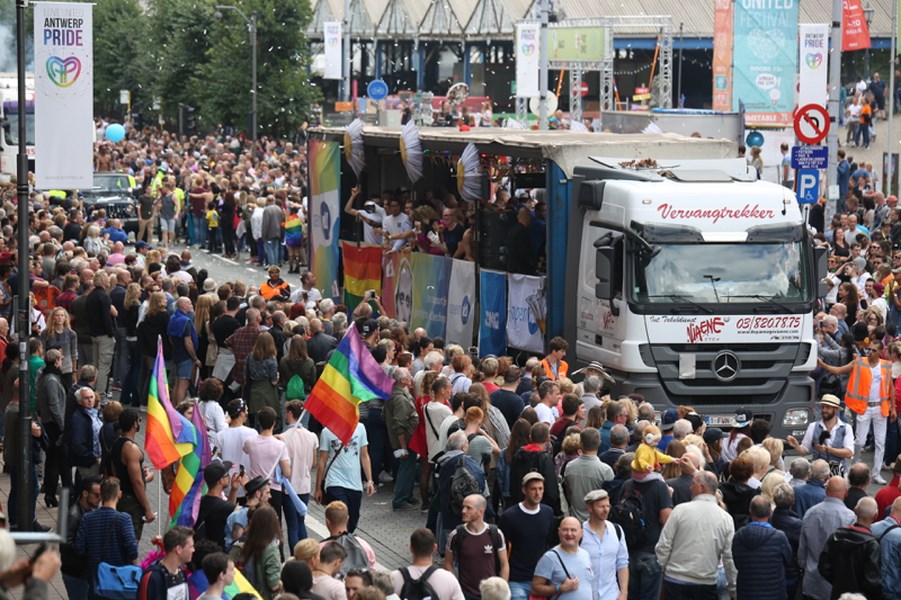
[80,172,140,232]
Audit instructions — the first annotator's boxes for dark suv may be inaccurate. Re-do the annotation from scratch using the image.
[81,173,140,232]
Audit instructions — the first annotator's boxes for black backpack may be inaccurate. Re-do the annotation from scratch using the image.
[399,566,439,600]
[608,489,647,551]
[450,456,481,515]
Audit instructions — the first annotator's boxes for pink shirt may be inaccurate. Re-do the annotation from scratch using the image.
[282,424,319,494]
[243,434,289,491]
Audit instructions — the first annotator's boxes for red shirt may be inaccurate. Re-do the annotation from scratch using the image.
[876,474,901,517]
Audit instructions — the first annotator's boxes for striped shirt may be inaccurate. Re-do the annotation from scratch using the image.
[74,506,139,578]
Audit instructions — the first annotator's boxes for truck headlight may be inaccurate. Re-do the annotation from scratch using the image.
[783,408,810,427]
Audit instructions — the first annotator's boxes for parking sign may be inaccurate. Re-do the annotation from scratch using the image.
[797,168,820,204]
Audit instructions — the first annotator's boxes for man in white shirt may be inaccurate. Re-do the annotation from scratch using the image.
[393,529,465,600]
[290,270,323,310]
[344,186,385,246]
[216,399,257,499]
[282,400,318,550]
[382,198,413,253]
[581,490,628,600]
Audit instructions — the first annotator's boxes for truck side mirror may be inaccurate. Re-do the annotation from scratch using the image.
[814,245,828,298]
[595,243,621,315]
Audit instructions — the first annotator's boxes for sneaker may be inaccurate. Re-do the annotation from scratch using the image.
[393,502,419,511]
[378,471,394,484]
[873,475,888,485]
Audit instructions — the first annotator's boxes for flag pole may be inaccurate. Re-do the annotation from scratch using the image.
[158,469,162,538]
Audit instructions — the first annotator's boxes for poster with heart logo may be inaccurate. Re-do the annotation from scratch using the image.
[798,24,829,108]
[732,0,798,128]
[33,2,93,189]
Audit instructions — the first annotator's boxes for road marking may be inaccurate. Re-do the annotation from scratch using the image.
[216,256,239,265]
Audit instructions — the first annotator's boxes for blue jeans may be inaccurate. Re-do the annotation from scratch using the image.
[629,551,663,600]
[63,574,89,600]
[283,492,310,551]
[326,486,362,532]
[363,407,391,479]
[8,464,39,530]
[509,581,531,600]
[264,239,281,267]
[186,213,195,245]
[193,214,207,248]
[393,451,417,508]
[256,239,266,265]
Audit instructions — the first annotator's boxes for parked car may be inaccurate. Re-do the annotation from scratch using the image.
[81,172,140,232]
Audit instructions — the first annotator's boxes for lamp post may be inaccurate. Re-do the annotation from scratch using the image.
[864,3,874,79]
[215,4,258,142]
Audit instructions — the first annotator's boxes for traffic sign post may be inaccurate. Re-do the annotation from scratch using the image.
[797,168,820,204]
[793,103,830,145]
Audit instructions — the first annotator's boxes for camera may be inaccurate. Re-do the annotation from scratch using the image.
[818,429,831,446]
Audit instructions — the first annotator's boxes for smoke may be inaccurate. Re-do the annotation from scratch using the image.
[0,20,33,73]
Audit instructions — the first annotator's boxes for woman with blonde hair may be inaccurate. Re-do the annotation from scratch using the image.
[247,332,279,426]
[468,382,510,450]
[120,283,143,407]
[41,306,78,388]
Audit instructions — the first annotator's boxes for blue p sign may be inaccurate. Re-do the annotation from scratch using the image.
[797,168,819,204]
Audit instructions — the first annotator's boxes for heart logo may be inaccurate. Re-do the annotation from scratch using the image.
[521,43,536,56]
[46,55,81,88]
[806,52,823,69]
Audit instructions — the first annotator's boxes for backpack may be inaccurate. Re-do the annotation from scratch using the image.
[450,456,481,515]
[608,490,647,551]
[399,566,439,600]
[328,532,370,576]
[450,524,502,573]
[286,374,306,401]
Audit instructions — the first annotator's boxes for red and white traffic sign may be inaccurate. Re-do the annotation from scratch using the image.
[793,103,830,145]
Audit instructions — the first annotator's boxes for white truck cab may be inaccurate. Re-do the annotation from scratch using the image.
[566,158,826,439]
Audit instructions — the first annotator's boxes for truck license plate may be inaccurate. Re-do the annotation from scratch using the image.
[705,415,733,426]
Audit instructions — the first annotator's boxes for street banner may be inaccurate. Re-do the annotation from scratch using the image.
[732,0,798,127]
[323,21,342,80]
[515,22,540,98]
[711,0,734,112]
[380,253,400,319]
[843,0,871,51]
[798,24,829,108]
[341,242,382,308]
[478,270,507,358]
[411,253,451,339]
[506,274,545,354]
[445,260,476,347]
[308,140,341,298]
[34,2,93,189]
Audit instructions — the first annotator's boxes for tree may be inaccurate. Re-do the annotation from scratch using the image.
[93,0,148,116]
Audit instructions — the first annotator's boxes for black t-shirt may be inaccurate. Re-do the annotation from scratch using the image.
[619,477,673,553]
[498,503,556,582]
[138,195,155,220]
[196,495,236,549]
[490,389,525,428]
[212,314,241,348]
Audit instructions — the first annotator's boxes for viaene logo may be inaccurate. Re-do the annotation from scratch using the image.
[686,317,726,344]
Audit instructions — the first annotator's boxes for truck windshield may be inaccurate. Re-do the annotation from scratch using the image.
[4,113,36,147]
[634,241,810,304]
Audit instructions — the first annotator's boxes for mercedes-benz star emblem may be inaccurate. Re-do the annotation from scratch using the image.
[712,350,740,383]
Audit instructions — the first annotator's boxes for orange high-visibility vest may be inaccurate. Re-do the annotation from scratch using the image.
[845,357,892,417]
[540,357,568,381]
[260,279,290,300]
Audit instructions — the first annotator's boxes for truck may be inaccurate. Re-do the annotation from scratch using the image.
[0,72,36,180]
[566,158,825,439]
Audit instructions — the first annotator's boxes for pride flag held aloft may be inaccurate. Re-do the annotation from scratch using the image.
[304,324,394,444]
[341,242,382,307]
[169,399,212,528]
[145,337,195,470]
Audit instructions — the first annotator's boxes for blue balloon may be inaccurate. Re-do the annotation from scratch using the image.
[106,123,125,143]
[745,131,764,148]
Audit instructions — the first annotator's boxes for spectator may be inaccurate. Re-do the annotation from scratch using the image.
[845,462,873,510]
[307,318,338,364]
[876,456,901,517]
[35,347,68,508]
[244,407,291,521]
[599,424,629,469]
[246,331,280,424]
[490,367,526,429]
[798,476,856,600]
[225,476,270,551]
[281,559,323,600]
[819,496,883,600]
[719,455,760,529]
[771,483,804,598]
[168,296,201,404]
[392,529,464,600]
[731,495,794,600]
[580,490,628,600]
[508,422,560,514]
[386,367,419,510]
[600,401,627,452]
[562,428,613,521]
[195,461,245,550]
[225,307,262,389]
[312,542,349,600]
[197,552,236,600]
[231,506,282,599]
[444,494,509,597]
[314,419,376,533]
[282,399,318,547]
[217,399,257,501]
[479,577,511,600]
[436,431,488,538]
[498,472,556,600]
[0,528,61,599]
[795,459,831,518]
[655,471,737,599]
[105,408,155,538]
[61,476,101,600]
[86,270,116,398]
[531,517,593,600]
[139,526,194,596]
[344,569,373,600]
[321,500,378,573]
[871,496,901,599]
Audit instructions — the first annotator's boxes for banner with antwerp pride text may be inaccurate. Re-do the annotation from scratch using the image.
[34,2,93,189]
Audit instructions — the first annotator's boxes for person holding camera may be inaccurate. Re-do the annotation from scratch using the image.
[786,394,855,477]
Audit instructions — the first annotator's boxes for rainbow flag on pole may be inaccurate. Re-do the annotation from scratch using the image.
[305,324,394,444]
[341,242,382,307]
[145,337,194,470]
[169,401,211,528]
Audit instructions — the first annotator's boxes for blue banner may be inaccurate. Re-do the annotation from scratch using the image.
[732,0,798,127]
[479,269,507,357]
[412,253,452,339]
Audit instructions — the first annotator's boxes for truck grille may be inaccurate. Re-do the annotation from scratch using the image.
[647,343,807,405]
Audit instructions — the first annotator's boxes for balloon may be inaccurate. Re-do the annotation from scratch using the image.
[105,123,125,143]
[745,131,764,148]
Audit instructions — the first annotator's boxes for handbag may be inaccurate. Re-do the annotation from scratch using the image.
[95,515,143,600]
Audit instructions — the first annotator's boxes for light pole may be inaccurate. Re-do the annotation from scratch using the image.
[215,4,258,142]
[864,3,874,79]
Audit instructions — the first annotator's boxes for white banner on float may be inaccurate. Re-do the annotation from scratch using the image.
[446,259,476,347]
[506,273,545,354]
[34,1,93,189]
[515,22,540,98]
[798,23,829,108]
[323,22,342,80]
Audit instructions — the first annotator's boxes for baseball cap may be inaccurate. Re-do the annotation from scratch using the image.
[135,241,151,250]
[203,460,234,486]
[660,408,679,432]
[703,428,726,445]
[521,472,545,486]
[819,394,842,408]
[685,413,704,432]
[731,407,753,428]
[359,318,378,337]
[874,282,886,295]
[583,489,609,504]
[245,475,269,496]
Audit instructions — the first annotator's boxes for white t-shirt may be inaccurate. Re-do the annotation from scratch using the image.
[383,213,412,252]
[392,565,465,600]
[423,402,453,460]
[216,425,257,496]
[243,434,290,491]
[290,285,322,310]
[282,423,319,494]
[534,402,554,425]
[359,206,386,245]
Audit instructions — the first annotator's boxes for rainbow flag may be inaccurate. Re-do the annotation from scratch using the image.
[145,337,194,470]
[225,570,262,598]
[169,401,211,528]
[342,242,382,307]
[285,213,304,247]
[305,324,394,444]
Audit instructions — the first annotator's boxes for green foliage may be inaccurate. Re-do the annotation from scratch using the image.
[93,0,148,116]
